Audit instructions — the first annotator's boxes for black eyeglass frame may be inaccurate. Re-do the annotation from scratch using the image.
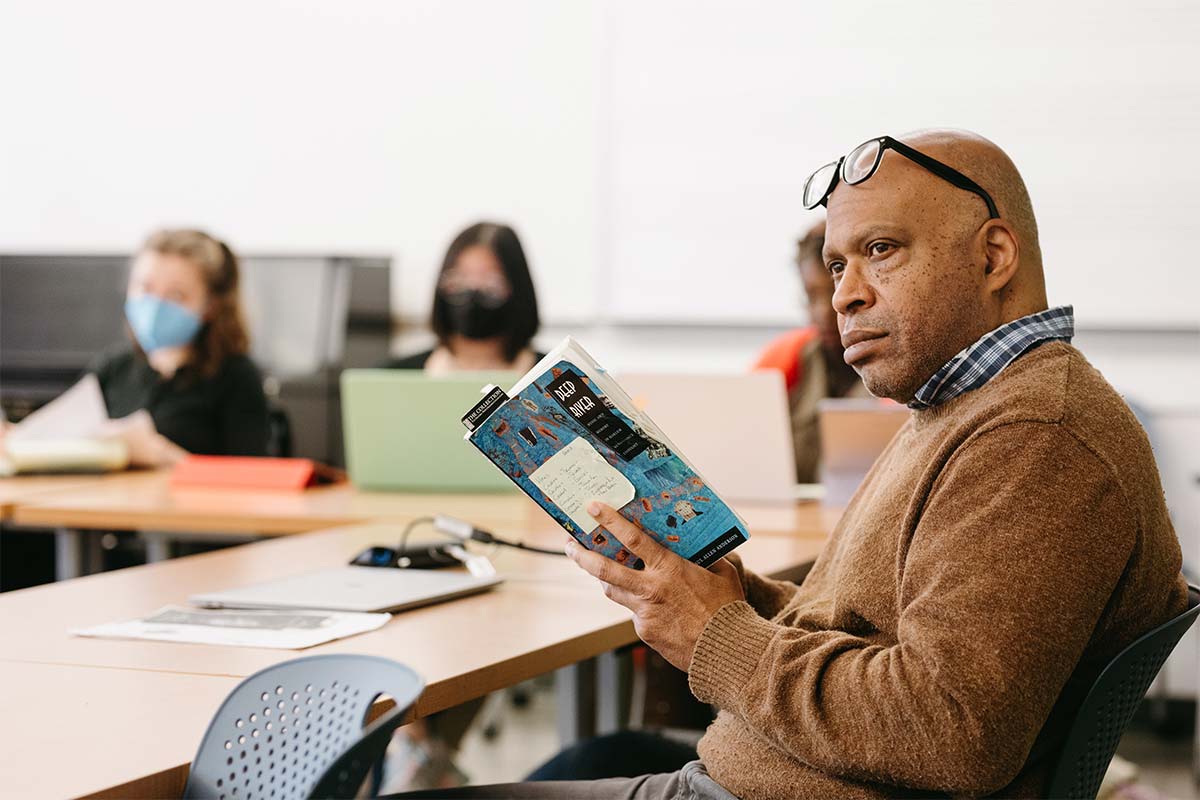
[804,135,1000,219]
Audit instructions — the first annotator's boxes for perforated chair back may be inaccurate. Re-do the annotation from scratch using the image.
[184,654,423,800]
[1045,585,1200,799]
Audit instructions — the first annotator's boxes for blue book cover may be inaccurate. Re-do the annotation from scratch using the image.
[462,338,748,568]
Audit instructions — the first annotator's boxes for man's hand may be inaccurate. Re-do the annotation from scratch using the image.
[564,501,745,672]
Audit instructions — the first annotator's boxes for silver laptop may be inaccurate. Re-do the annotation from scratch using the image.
[190,566,502,613]
[818,398,911,506]
[617,372,798,504]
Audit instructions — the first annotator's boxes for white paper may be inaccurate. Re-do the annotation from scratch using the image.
[72,605,391,650]
[6,374,108,443]
[529,437,635,533]
[98,409,185,466]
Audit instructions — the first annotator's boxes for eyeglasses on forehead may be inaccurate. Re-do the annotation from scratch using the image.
[803,135,999,219]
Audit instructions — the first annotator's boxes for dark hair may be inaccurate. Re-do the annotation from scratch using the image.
[795,220,826,268]
[137,228,250,378]
[430,222,540,361]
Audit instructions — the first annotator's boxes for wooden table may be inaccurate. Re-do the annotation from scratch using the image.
[12,469,836,536]
[10,469,840,580]
[0,512,833,799]
[0,662,240,800]
[10,470,542,578]
[1,520,829,690]
[0,472,130,519]
[10,470,527,535]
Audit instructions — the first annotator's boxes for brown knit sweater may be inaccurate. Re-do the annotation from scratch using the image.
[689,341,1188,799]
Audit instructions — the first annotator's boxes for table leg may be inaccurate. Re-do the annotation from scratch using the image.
[555,659,596,746]
[54,528,84,580]
[596,649,631,736]
[143,534,171,563]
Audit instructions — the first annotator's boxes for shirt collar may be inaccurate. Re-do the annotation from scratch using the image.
[909,305,1075,409]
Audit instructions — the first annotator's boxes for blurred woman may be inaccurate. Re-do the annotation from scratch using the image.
[753,220,867,482]
[90,228,269,461]
[385,222,543,371]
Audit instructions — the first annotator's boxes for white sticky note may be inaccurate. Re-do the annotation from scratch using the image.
[529,437,636,533]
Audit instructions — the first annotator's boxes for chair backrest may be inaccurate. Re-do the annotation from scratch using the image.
[184,654,423,800]
[1045,585,1200,799]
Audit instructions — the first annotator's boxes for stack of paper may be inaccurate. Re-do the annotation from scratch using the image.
[72,605,391,649]
[0,374,179,475]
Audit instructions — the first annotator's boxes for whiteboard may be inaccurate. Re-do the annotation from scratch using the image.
[604,0,1200,328]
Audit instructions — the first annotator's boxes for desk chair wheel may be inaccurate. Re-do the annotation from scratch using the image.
[184,654,423,800]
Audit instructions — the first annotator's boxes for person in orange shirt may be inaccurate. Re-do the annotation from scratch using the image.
[753,221,867,483]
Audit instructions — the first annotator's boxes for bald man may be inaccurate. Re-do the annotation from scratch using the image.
[391,132,1188,799]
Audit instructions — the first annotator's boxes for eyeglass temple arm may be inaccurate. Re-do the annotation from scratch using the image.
[887,139,1000,218]
[818,174,839,208]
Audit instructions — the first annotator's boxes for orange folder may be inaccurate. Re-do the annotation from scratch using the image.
[170,455,344,491]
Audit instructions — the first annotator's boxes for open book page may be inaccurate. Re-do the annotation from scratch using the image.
[5,374,108,443]
[0,375,142,474]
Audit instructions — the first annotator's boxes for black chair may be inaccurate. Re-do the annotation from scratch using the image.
[266,402,294,459]
[184,654,423,800]
[1044,584,1200,799]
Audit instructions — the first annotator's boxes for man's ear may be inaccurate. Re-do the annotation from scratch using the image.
[980,219,1020,294]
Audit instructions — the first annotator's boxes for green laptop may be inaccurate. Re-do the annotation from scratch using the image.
[341,369,519,492]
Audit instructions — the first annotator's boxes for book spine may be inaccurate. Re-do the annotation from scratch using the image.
[689,527,747,568]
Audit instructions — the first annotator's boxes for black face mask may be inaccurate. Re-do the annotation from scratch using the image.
[441,289,511,340]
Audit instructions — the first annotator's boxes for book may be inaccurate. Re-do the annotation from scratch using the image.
[0,375,128,475]
[461,337,748,568]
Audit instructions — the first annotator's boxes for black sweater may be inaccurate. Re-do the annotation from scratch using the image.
[90,348,269,456]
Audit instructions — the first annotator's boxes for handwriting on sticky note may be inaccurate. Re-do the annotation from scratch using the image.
[529,437,636,533]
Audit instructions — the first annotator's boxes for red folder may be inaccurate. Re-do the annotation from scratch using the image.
[170,456,344,491]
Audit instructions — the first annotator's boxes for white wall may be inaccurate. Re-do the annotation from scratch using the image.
[603,1,1200,328]
[0,0,602,322]
[2,0,1199,331]
[6,0,1199,407]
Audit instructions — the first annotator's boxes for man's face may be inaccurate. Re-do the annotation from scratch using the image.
[823,152,992,402]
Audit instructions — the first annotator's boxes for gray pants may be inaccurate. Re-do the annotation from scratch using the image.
[391,760,738,800]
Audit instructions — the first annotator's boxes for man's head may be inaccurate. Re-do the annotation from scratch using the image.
[795,220,842,355]
[821,129,1047,402]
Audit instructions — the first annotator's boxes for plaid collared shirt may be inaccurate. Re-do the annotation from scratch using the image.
[909,305,1075,409]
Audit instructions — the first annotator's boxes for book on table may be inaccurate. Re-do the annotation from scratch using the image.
[461,336,748,569]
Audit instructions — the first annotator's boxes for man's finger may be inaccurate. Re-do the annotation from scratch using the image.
[586,501,674,569]
[600,581,643,612]
[564,538,641,592]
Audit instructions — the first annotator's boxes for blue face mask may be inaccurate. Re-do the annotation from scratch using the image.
[124,295,203,353]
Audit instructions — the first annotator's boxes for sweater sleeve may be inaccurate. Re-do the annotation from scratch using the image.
[689,422,1138,794]
[724,552,803,619]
